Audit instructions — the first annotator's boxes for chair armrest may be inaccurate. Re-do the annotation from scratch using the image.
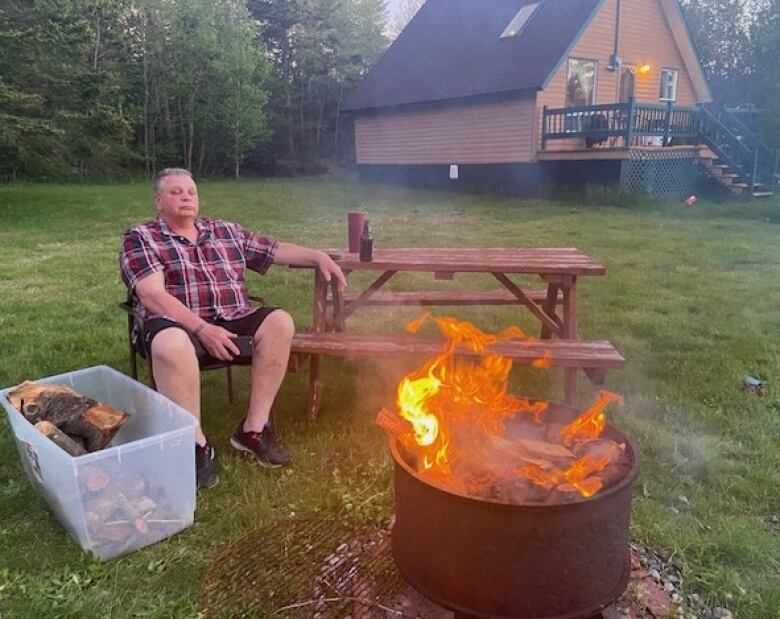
[119,301,134,314]
[249,295,267,307]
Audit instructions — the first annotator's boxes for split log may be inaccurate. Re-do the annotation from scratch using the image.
[9,380,129,452]
[113,471,146,499]
[8,381,76,411]
[375,408,413,439]
[134,496,157,515]
[34,421,87,456]
[98,521,133,542]
[487,435,575,465]
[86,496,118,521]
[62,403,129,452]
[572,438,626,462]
[81,466,111,493]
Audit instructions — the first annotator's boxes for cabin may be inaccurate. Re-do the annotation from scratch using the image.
[343,0,778,198]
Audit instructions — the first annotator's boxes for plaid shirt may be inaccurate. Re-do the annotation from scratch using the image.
[120,217,278,324]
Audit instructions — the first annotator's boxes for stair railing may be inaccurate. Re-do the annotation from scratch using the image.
[715,106,777,194]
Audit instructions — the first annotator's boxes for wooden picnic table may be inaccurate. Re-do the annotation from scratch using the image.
[293,247,610,419]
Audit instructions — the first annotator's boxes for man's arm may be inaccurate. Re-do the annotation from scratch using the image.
[272,242,347,289]
[135,272,239,361]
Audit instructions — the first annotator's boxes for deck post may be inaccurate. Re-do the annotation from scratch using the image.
[663,100,673,146]
[541,105,548,151]
[625,97,635,147]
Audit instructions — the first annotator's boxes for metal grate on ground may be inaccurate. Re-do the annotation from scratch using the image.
[198,517,451,618]
[620,147,699,199]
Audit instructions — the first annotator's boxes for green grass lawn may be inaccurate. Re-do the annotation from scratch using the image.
[1,177,779,617]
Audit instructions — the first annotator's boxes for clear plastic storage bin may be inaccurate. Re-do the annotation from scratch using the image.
[0,366,197,560]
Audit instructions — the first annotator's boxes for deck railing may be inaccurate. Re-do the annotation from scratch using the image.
[541,99,701,150]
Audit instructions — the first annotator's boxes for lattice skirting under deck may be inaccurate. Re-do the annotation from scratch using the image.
[620,148,700,198]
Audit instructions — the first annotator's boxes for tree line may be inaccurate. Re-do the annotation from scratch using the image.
[680,0,780,144]
[0,0,386,180]
[1,0,777,181]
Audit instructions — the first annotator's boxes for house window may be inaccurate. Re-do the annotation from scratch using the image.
[660,68,678,101]
[500,2,541,39]
[566,58,597,107]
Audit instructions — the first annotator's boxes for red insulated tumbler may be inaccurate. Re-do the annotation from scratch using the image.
[347,211,366,253]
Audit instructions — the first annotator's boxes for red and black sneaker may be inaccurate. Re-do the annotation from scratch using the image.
[195,440,219,489]
[230,420,292,468]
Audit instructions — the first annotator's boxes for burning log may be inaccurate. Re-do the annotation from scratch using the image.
[34,421,87,456]
[487,434,575,464]
[375,316,630,503]
[9,381,129,452]
[375,408,413,439]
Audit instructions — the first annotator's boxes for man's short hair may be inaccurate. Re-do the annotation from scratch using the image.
[154,168,194,195]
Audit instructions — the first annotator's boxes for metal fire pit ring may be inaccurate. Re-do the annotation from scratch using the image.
[390,400,639,619]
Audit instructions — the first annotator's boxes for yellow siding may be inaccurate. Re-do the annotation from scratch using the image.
[536,0,701,153]
[355,97,536,165]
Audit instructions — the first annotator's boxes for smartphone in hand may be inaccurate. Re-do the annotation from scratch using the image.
[234,335,254,357]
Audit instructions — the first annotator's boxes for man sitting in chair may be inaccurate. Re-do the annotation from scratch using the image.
[119,168,345,489]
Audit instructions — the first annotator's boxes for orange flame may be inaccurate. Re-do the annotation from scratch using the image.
[396,316,536,475]
[390,315,624,499]
[560,390,624,445]
[405,312,432,334]
[531,349,552,369]
[518,443,619,498]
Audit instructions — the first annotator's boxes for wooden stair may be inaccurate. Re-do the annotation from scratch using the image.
[698,152,749,196]
[699,108,778,198]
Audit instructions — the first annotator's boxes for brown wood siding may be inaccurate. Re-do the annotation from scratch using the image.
[354,97,536,165]
[536,0,701,153]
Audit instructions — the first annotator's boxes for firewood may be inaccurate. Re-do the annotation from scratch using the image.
[115,492,148,534]
[63,403,129,452]
[8,381,76,411]
[113,472,146,499]
[86,496,118,521]
[572,439,628,466]
[99,521,133,542]
[34,421,87,456]
[8,380,129,452]
[81,466,111,493]
[133,496,157,515]
[487,435,574,463]
[544,422,567,443]
[599,462,632,490]
[375,408,413,439]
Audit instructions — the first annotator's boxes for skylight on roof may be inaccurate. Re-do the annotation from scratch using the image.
[500,2,541,39]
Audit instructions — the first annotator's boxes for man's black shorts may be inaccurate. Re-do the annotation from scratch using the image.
[141,307,280,367]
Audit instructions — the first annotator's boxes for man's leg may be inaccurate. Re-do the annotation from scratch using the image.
[243,310,295,433]
[150,327,206,446]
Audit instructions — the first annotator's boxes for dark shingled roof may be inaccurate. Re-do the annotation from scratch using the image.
[343,0,604,112]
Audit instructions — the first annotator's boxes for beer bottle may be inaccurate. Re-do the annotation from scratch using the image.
[359,220,373,262]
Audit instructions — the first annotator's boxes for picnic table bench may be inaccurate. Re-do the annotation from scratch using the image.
[291,247,624,419]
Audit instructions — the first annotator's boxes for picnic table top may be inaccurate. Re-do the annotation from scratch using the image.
[331,247,606,276]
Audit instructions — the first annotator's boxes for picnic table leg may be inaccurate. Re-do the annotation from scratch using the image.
[330,279,346,332]
[307,270,328,420]
[539,283,560,340]
[307,356,322,421]
[562,276,578,406]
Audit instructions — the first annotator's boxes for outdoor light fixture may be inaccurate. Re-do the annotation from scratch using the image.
[637,63,651,75]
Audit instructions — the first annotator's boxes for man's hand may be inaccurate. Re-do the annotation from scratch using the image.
[316,252,347,290]
[196,324,240,361]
